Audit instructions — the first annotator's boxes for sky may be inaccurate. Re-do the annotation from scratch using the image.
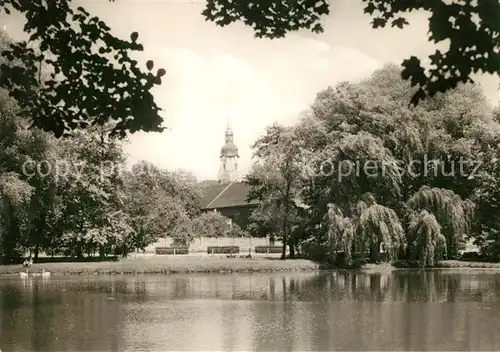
[1,0,498,181]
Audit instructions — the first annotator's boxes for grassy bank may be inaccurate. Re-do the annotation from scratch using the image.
[358,260,500,270]
[333,260,500,271]
[437,260,500,269]
[0,256,320,276]
[2,257,500,276]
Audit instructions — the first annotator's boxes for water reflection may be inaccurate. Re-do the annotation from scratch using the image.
[0,270,499,351]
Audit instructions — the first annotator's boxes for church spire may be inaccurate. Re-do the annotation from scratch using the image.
[225,115,234,143]
[226,115,233,135]
[219,117,239,183]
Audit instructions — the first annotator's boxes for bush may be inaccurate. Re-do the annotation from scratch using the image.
[459,251,485,262]
[299,237,329,263]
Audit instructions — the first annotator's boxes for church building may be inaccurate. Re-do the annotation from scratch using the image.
[200,123,259,230]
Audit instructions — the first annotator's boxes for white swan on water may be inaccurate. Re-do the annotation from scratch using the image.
[19,271,28,279]
[20,269,51,278]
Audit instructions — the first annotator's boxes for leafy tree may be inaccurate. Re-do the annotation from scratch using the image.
[354,194,406,263]
[324,203,354,266]
[407,186,474,259]
[472,144,500,261]
[169,211,193,247]
[247,63,496,266]
[247,199,280,241]
[122,161,200,250]
[407,210,446,267]
[53,124,127,259]
[247,124,305,259]
[201,0,499,105]
[304,64,486,251]
[23,132,64,259]
[154,169,203,218]
[191,211,243,238]
[0,84,48,262]
[0,172,33,262]
[0,2,165,137]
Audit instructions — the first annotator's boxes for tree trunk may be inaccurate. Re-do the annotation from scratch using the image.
[2,235,16,264]
[288,225,297,259]
[34,244,39,261]
[447,234,458,260]
[99,245,105,259]
[281,231,287,260]
[75,242,83,260]
[281,198,290,260]
[269,235,275,246]
[289,243,295,259]
[370,241,380,263]
[3,218,20,264]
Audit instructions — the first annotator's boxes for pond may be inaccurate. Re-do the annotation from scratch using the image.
[1,270,500,351]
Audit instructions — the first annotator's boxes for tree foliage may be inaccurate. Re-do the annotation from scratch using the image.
[247,123,306,259]
[1,0,493,136]
[407,186,474,258]
[201,0,499,105]
[0,96,203,261]
[191,211,247,239]
[355,195,406,262]
[407,210,446,267]
[247,63,498,267]
[122,161,202,251]
[0,2,165,137]
[324,203,354,266]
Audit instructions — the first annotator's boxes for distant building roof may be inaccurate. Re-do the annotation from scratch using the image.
[201,181,259,209]
[198,180,221,188]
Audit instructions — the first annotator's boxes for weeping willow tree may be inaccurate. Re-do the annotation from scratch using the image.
[407,210,446,267]
[355,193,406,262]
[325,203,354,266]
[407,186,474,259]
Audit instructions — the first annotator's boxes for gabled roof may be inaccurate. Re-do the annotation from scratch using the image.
[198,180,221,188]
[201,181,259,209]
[200,183,230,207]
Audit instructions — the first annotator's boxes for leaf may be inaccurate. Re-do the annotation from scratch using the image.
[157,68,166,77]
[130,31,139,42]
[391,17,409,29]
[0,5,165,138]
[146,60,154,71]
[401,56,426,86]
[196,0,499,105]
[363,3,376,15]
[371,18,386,28]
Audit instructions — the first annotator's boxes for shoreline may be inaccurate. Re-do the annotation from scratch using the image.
[1,257,500,276]
[0,257,321,276]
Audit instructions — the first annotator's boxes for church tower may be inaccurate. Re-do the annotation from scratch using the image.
[218,122,239,183]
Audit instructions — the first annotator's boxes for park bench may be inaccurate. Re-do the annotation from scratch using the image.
[254,246,282,254]
[207,246,240,255]
[155,247,189,255]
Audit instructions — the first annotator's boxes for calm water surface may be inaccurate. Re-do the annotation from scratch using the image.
[1,270,500,351]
